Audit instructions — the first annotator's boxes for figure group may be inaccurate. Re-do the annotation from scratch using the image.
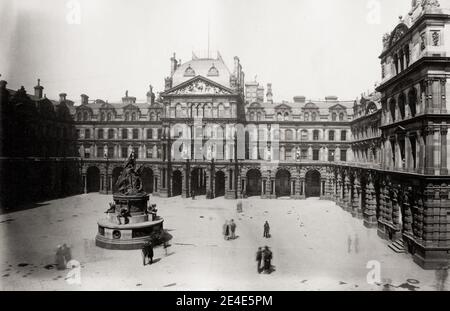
[55,244,72,270]
[256,246,273,274]
[223,219,237,240]
[146,203,158,221]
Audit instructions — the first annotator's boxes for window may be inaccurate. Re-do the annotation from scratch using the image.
[147,129,153,139]
[157,129,163,139]
[76,129,81,138]
[97,146,104,158]
[313,150,320,161]
[301,130,308,141]
[311,113,317,121]
[313,130,319,141]
[285,130,294,141]
[133,147,139,159]
[125,112,130,121]
[328,130,335,141]
[83,111,89,121]
[84,147,91,158]
[285,148,293,161]
[207,65,219,76]
[85,129,91,139]
[131,112,137,121]
[108,146,114,158]
[98,129,104,139]
[340,149,347,162]
[339,113,345,121]
[77,112,82,121]
[301,149,308,160]
[341,130,347,141]
[107,113,112,121]
[100,113,105,121]
[332,113,337,121]
[121,147,128,158]
[184,65,195,77]
[132,129,139,139]
[146,146,153,159]
[108,129,114,139]
[328,149,335,162]
[122,129,128,139]
[304,113,309,121]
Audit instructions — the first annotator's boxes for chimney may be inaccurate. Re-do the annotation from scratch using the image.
[266,83,273,103]
[170,53,178,76]
[0,80,6,90]
[81,94,89,105]
[233,56,240,74]
[34,79,43,99]
[59,93,67,102]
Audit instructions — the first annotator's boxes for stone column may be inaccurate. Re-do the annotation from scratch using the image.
[344,175,351,212]
[364,179,378,228]
[83,174,87,194]
[425,127,435,175]
[353,176,362,219]
[441,126,448,175]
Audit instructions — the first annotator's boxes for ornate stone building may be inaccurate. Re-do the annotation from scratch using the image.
[0,79,81,209]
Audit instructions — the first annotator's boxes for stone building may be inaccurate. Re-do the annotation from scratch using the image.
[0,79,81,208]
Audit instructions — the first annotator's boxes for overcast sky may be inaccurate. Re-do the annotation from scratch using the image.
[0,0,413,104]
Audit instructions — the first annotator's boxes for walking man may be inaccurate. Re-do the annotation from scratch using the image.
[256,247,263,273]
[223,220,230,240]
[263,246,273,273]
[263,221,270,238]
[230,219,237,240]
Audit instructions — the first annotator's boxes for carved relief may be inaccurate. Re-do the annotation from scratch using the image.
[170,80,232,95]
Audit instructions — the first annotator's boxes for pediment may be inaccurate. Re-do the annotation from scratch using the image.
[163,76,234,96]
[100,102,115,110]
[329,104,347,110]
[389,23,409,48]
[274,103,292,110]
[123,103,139,110]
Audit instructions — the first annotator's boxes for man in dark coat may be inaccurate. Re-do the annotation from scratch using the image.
[142,241,154,266]
[263,221,270,238]
[263,246,272,272]
[256,247,263,273]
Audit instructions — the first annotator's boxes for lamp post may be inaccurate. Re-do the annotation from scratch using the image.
[104,151,109,194]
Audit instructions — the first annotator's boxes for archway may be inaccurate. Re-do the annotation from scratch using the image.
[191,168,206,196]
[86,166,100,193]
[275,169,291,197]
[112,167,123,193]
[305,170,321,198]
[214,171,225,198]
[172,170,182,197]
[141,167,154,194]
[246,169,261,197]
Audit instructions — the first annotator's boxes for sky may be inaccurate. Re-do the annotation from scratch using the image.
[0,0,413,104]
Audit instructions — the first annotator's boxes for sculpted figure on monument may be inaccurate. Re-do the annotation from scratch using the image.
[115,151,144,195]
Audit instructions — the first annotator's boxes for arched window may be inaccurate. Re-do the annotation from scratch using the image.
[398,93,406,120]
[304,112,309,121]
[83,111,89,121]
[157,113,161,120]
[284,112,289,121]
[125,112,130,121]
[311,112,317,121]
[389,99,396,122]
[408,88,417,117]
[100,112,105,121]
[339,113,344,121]
[175,104,182,118]
[150,112,155,121]
[131,112,137,121]
[257,112,262,121]
[277,113,283,121]
[205,104,212,118]
[108,129,114,139]
[332,113,337,121]
[250,112,255,121]
[107,112,112,121]
[77,112,82,121]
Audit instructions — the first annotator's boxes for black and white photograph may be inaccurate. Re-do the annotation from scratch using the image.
[1,0,450,296]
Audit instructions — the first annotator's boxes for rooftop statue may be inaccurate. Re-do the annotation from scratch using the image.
[115,151,144,195]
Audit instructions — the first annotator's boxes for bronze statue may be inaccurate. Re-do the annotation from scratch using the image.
[115,151,144,195]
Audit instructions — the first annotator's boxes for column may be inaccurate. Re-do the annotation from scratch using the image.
[353,176,362,219]
[441,78,447,114]
[83,175,87,194]
[425,127,434,175]
[364,179,378,228]
[441,126,448,175]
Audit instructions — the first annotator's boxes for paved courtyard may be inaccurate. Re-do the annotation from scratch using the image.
[0,194,446,291]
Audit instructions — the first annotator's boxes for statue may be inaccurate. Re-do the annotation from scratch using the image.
[115,151,144,195]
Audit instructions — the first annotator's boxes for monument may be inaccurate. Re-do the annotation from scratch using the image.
[95,152,164,250]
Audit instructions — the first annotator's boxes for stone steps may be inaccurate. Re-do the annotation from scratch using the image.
[388,240,407,254]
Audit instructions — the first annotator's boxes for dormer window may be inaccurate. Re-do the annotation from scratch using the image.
[208,64,219,76]
[184,65,196,77]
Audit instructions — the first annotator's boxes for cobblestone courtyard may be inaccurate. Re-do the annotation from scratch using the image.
[0,194,446,291]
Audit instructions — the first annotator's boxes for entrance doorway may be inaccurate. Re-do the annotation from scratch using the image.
[214,171,225,197]
[86,166,100,193]
[246,169,262,197]
[275,169,291,197]
[305,170,321,198]
[172,170,182,197]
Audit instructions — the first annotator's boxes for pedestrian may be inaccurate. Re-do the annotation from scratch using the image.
[347,235,352,253]
[236,201,243,213]
[230,219,237,240]
[61,244,72,262]
[263,221,270,238]
[191,189,196,200]
[55,245,66,270]
[223,220,230,240]
[263,246,273,273]
[256,247,263,273]
[142,241,154,266]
